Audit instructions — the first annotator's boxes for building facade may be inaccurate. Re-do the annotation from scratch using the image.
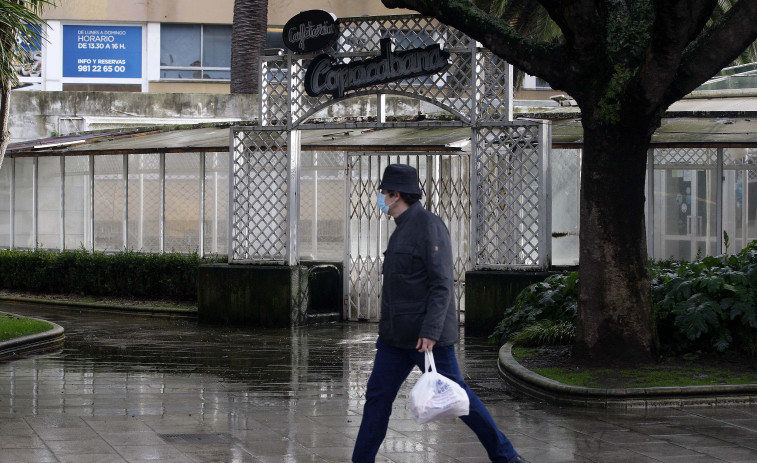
[16,0,410,94]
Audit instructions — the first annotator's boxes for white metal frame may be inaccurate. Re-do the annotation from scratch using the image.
[230,14,551,321]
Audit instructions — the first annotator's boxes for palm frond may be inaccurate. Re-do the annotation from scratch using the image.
[0,0,54,86]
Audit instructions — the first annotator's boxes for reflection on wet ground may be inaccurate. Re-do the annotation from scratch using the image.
[1,301,756,463]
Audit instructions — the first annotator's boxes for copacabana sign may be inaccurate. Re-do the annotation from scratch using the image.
[283,10,339,54]
[304,38,450,98]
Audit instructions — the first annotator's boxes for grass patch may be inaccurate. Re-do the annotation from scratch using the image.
[513,347,757,388]
[532,367,603,388]
[531,366,757,388]
[512,347,539,361]
[0,313,54,342]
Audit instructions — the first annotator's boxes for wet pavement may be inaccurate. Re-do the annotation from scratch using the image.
[0,301,756,463]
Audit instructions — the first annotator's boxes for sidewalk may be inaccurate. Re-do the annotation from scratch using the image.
[0,300,755,462]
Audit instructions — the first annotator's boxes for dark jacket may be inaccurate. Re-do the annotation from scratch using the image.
[378,202,459,349]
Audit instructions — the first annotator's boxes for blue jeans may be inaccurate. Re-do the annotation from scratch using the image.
[352,338,520,463]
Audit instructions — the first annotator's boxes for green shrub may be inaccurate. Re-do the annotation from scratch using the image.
[0,249,225,301]
[651,241,757,356]
[510,320,575,347]
[489,241,757,357]
[489,271,578,345]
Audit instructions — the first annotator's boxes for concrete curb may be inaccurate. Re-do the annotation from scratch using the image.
[0,295,197,317]
[498,343,757,408]
[0,313,65,359]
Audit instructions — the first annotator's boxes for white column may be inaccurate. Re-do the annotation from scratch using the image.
[44,21,63,91]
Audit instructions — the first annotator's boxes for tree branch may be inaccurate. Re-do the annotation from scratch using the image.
[664,0,757,106]
[636,0,718,109]
[539,0,603,54]
[382,0,571,92]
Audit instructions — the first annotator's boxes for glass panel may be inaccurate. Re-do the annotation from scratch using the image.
[94,155,124,252]
[165,153,200,253]
[266,28,284,49]
[64,156,91,250]
[160,24,201,67]
[723,148,757,254]
[160,69,204,79]
[747,169,757,249]
[127,153,161,252]
[38,157,62,250]
[300,152,315,259]
[315,152,344,261]
[201,70,230,80]
[724,167,757,254]
[202,25,231,68]
[0,161,11,247]
[13,158,34,248]
[551,149,580,266]
[204,152,228,256]
[653,169,717,260]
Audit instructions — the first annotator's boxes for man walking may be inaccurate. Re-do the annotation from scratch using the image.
[352,164,525,463]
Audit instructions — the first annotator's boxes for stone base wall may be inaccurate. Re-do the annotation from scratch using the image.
[464,270,555,336]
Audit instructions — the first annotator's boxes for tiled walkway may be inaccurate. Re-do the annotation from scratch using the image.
[0,301,756,462]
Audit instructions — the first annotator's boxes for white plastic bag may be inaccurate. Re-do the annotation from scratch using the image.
[408,350,470,424]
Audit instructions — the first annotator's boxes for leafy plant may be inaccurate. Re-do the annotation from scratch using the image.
[510,320,575,347]
[491,240,757,357]
[651,241,757,356]
[489,271,578,345]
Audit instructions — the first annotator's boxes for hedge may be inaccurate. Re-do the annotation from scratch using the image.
[0,249,224,301]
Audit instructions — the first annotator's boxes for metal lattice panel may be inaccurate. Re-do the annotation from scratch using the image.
[425,154,471,315]
[473,123,549,269]
[654,147,717,166]
[346,155,394,321]
[127,153,161,252]
[260,56,291,126]
[476,51,512,122]
[93,155,124,251]
[345,153,470,322]
[261,15,510,128]
[723,147,757,167]
[230,129,293,263]
[300,151,345,261]
[204,152,229,256]
[63,156,91,250]
[165,153,201,253]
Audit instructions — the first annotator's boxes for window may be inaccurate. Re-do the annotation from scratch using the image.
[266,27,285,51]
[160,24,231,80]
[523,74,552,89]
[14,23,42,90]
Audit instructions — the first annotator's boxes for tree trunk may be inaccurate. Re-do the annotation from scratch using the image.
[230,0,269,95]
[574,121,659,364]
[0,81,9,168]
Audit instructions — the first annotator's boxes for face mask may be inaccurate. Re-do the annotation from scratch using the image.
[378,193,391,214]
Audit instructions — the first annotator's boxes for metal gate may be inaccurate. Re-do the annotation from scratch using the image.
[344,153,471,322]
[229,14,552,327]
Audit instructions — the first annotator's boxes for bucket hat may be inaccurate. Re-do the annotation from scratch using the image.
[378,164,422,195]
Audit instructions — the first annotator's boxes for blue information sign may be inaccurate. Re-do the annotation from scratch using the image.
[63,25,142,78]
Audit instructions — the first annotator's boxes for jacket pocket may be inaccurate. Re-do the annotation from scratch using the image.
[391,302,426,343]
[390,244,415,274]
